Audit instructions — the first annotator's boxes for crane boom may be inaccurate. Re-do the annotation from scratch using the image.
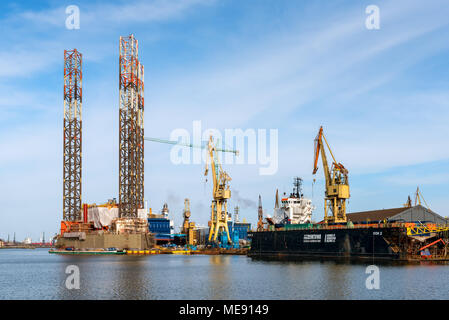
[312,126,350,224]
[414,186,430,209]
[313,127,331,184]
[144,137,239,155]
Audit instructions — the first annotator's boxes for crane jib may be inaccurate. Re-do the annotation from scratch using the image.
[143,137,238,154]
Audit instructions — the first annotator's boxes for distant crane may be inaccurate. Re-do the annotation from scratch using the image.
[144,135,238,244]
[403,186,431,210]
[182,198,191,235]
[257,195,265,231]
[312,126,350,224]
[404,195,413,208]
[414,186,430,209]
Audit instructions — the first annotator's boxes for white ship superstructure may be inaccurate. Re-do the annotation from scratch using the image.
[273,177,315,225]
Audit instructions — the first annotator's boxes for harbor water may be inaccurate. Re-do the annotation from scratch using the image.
[0,248,448,300]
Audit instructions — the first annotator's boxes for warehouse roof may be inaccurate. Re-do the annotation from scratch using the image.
[346,205,447,224]
[346,207,407,223]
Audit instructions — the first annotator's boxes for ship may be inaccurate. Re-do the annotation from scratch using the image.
[248,178,449,262]
[268,177,314,226]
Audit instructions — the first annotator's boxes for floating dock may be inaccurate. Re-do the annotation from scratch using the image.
[248,223,449,262]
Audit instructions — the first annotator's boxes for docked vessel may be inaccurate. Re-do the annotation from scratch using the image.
[249,223,406,261]
[250,127,449,262]
[249,178,449,262]
[249,223,449,262]
[269,177,314,225]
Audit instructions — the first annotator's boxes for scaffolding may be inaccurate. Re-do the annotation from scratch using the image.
[119,34,145,218]
[63,49,82,221]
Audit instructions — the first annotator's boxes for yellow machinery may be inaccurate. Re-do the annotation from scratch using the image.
[87,198,118,209]
[313,126,350,224]
[414,186,430,209]
[182,198,191,235]
[407,224,449,236]
[182,198,197,245]
[144,135,238,244]
[404,196,413,208]
[404,186,431,209]
[204,136,235,243]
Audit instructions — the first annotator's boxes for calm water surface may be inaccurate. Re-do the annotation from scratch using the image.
[0,248,448,299]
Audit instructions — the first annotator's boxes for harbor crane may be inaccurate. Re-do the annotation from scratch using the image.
[144,136,238,244]
[414,186,430,209]
[312,126,350,224]
[404,186,431,210]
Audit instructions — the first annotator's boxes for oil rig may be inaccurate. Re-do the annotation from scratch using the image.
[55,35,250,254]
[57,35,153,251]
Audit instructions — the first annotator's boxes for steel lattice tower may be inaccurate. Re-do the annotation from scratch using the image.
[63,49,82,221]
[119,35,144,218]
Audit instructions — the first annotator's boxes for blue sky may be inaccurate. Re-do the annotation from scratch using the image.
[1,0,449,241]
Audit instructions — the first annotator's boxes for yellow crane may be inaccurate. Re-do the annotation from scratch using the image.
[312,126,350,224]
[414,186,430,209]
[403,186,431,209]
[204,135,235,243]
[144,135,238,244]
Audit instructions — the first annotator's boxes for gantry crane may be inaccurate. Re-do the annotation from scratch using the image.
[144,135,238,243]
[312,126,350,224]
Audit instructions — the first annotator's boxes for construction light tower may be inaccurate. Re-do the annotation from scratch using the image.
[63,49,82,221]
[119,34,145,218]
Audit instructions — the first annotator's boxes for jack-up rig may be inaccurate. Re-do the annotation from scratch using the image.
[57,35,151,252]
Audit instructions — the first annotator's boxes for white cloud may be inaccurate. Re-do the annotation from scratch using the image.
[17,0,214,27]
[382,173,449,187]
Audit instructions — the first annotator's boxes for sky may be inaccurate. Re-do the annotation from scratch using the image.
[0,0,449,241]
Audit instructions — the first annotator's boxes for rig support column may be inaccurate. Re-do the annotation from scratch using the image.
[119,34,144,218]
[63,49,82,221]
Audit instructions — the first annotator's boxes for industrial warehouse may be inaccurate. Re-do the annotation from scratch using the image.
[52,34,449,261]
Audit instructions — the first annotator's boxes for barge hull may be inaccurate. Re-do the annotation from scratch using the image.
[248,227,407,261]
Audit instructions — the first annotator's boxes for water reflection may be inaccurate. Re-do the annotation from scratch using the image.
[115,256,147,299]
[56,255,87,299]
[208,255,230,299]
[321,262,351,299]
[2,249,449,300]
